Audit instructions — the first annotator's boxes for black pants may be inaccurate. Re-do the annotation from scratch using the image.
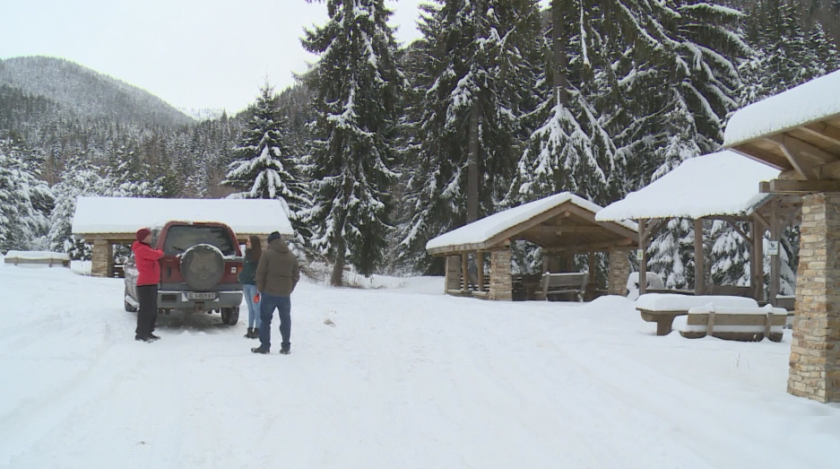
[136,285,158,337]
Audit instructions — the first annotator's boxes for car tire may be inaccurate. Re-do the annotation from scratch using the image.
[221,307,239,325]
[124,287,138,313]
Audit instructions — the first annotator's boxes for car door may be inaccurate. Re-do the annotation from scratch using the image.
[124,254,139,300]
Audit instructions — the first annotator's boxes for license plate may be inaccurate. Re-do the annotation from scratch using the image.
[187,292,216,300]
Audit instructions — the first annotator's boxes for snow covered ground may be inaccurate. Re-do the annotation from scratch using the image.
[2,262,839,469]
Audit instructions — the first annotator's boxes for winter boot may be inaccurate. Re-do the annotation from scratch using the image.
[251,327,259,339]
[279,342,291,355]
[245,328,253,338]
[251,346,269,354]
[135,335,155,343]
[148,333,161,340]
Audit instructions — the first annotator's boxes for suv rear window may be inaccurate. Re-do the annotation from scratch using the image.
[163,225,236,256]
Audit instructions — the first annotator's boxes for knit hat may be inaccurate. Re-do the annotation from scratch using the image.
[268,231,281,243]
[136,228,152,242]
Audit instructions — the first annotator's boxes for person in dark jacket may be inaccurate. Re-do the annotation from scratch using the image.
[251,231,300,355]
[240,235,262,339]
[132,228,164,342]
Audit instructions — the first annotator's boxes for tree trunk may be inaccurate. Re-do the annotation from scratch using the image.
[467,101,480,223]
[552,0,569,106]
[330,240,346,287]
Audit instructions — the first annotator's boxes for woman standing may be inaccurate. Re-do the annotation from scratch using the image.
[240,236,262,339]
[133,228,164,342]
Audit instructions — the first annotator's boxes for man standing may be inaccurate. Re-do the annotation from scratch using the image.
[132,228,164,342]
[252,231,300,355]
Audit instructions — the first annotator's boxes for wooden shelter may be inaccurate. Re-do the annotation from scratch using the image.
[426,193,639,301]
[723,69,840,403]
[596,151,801,305]
[71,197,294,278]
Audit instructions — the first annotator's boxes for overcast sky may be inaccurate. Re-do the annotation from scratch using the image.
[0,0,431,114]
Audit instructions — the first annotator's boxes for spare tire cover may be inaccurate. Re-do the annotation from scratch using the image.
[181,244,225,291]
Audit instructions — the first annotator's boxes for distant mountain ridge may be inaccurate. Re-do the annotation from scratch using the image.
[0,56,194,127]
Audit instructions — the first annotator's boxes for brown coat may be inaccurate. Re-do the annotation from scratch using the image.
[256,238,300,296]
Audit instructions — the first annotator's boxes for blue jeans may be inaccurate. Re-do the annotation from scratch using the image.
[242,284,261,329]
[259,293,291,350]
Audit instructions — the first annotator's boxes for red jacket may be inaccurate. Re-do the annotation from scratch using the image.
[132,241,164,286]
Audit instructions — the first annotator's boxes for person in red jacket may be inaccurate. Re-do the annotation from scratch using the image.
[132,228,164,342]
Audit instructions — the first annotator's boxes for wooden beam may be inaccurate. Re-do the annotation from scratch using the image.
[768,137,819,180]
[527,225,605,235]
[722,219,751,243]
[731,144,792,171]
[769,200,780,307]
[639,219,648,296]
[768,134,836,164]
[760,179,840,194]
[752,220,764,302]
[800,122,840,147]
[477,251,485,292]
[752,211,771,232]
[461,253,469,293]
[547,238,636,253]
[642,218,668,241]
[694,218,704,296]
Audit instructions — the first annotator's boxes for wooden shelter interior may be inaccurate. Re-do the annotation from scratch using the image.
[636,194,802,308]
[431,200,639,301]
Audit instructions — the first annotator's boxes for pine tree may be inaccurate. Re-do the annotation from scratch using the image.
[301,0,405,284]
[224,82,308,234]
[0,139,54,253]
[808,22,840,75]
[48,154,107,260]
[398,0,543,273]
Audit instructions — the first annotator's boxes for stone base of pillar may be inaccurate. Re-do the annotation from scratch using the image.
[91,239,112,278]
[788,193,840,403]
[608,250,631,296]
[489,249,512,301]
[445,255,461,293]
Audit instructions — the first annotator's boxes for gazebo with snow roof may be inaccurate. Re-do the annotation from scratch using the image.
[723,70,840,403]
[71,197,294,278]
[425,192,639,301]
[596,151,801,305]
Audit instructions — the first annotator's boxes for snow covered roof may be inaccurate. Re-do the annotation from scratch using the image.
[426,192,637,254]
[71,197,294,237]
[596,151,780,222]
[724,70,840,148]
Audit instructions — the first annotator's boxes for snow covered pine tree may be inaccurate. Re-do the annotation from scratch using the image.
[301,0,405,285]
[224,82,309,240]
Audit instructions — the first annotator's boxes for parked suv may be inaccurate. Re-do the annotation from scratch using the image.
[124,221,244,325]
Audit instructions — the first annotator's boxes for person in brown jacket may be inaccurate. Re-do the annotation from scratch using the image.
[251,231,300,355]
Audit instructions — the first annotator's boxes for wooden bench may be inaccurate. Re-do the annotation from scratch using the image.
[673,305,787,342]
[3,251,70,268]
[541,272,588,302]
[636,294,760,336]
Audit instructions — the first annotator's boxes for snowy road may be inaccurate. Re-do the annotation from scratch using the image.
[2,265,839,469]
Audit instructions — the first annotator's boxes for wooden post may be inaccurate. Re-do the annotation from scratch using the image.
[477,251,485,292]
[769,201,781,307]
[639,219,648,296]
[461,252,469,293]
[694,218,705,295]
[565,253,575,272]
[752,218,765,302]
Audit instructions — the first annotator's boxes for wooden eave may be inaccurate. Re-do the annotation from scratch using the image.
[729,112,840,182]
[427,201,639,256]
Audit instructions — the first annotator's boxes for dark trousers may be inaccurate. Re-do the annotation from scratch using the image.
[259,293,291,351]
[136,285,158,337]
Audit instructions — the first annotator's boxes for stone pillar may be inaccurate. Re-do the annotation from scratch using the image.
[91,238,112,278]
[444,255,461,293]
[788,193,840,403]
[489,249,512,301]
[608,250,630,296]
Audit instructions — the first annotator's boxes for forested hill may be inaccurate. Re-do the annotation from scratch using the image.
[0,56,194,127]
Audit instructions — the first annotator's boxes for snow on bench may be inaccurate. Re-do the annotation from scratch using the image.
[3,251,70,267]
[635,294,758,336]
[673,304,787,342]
